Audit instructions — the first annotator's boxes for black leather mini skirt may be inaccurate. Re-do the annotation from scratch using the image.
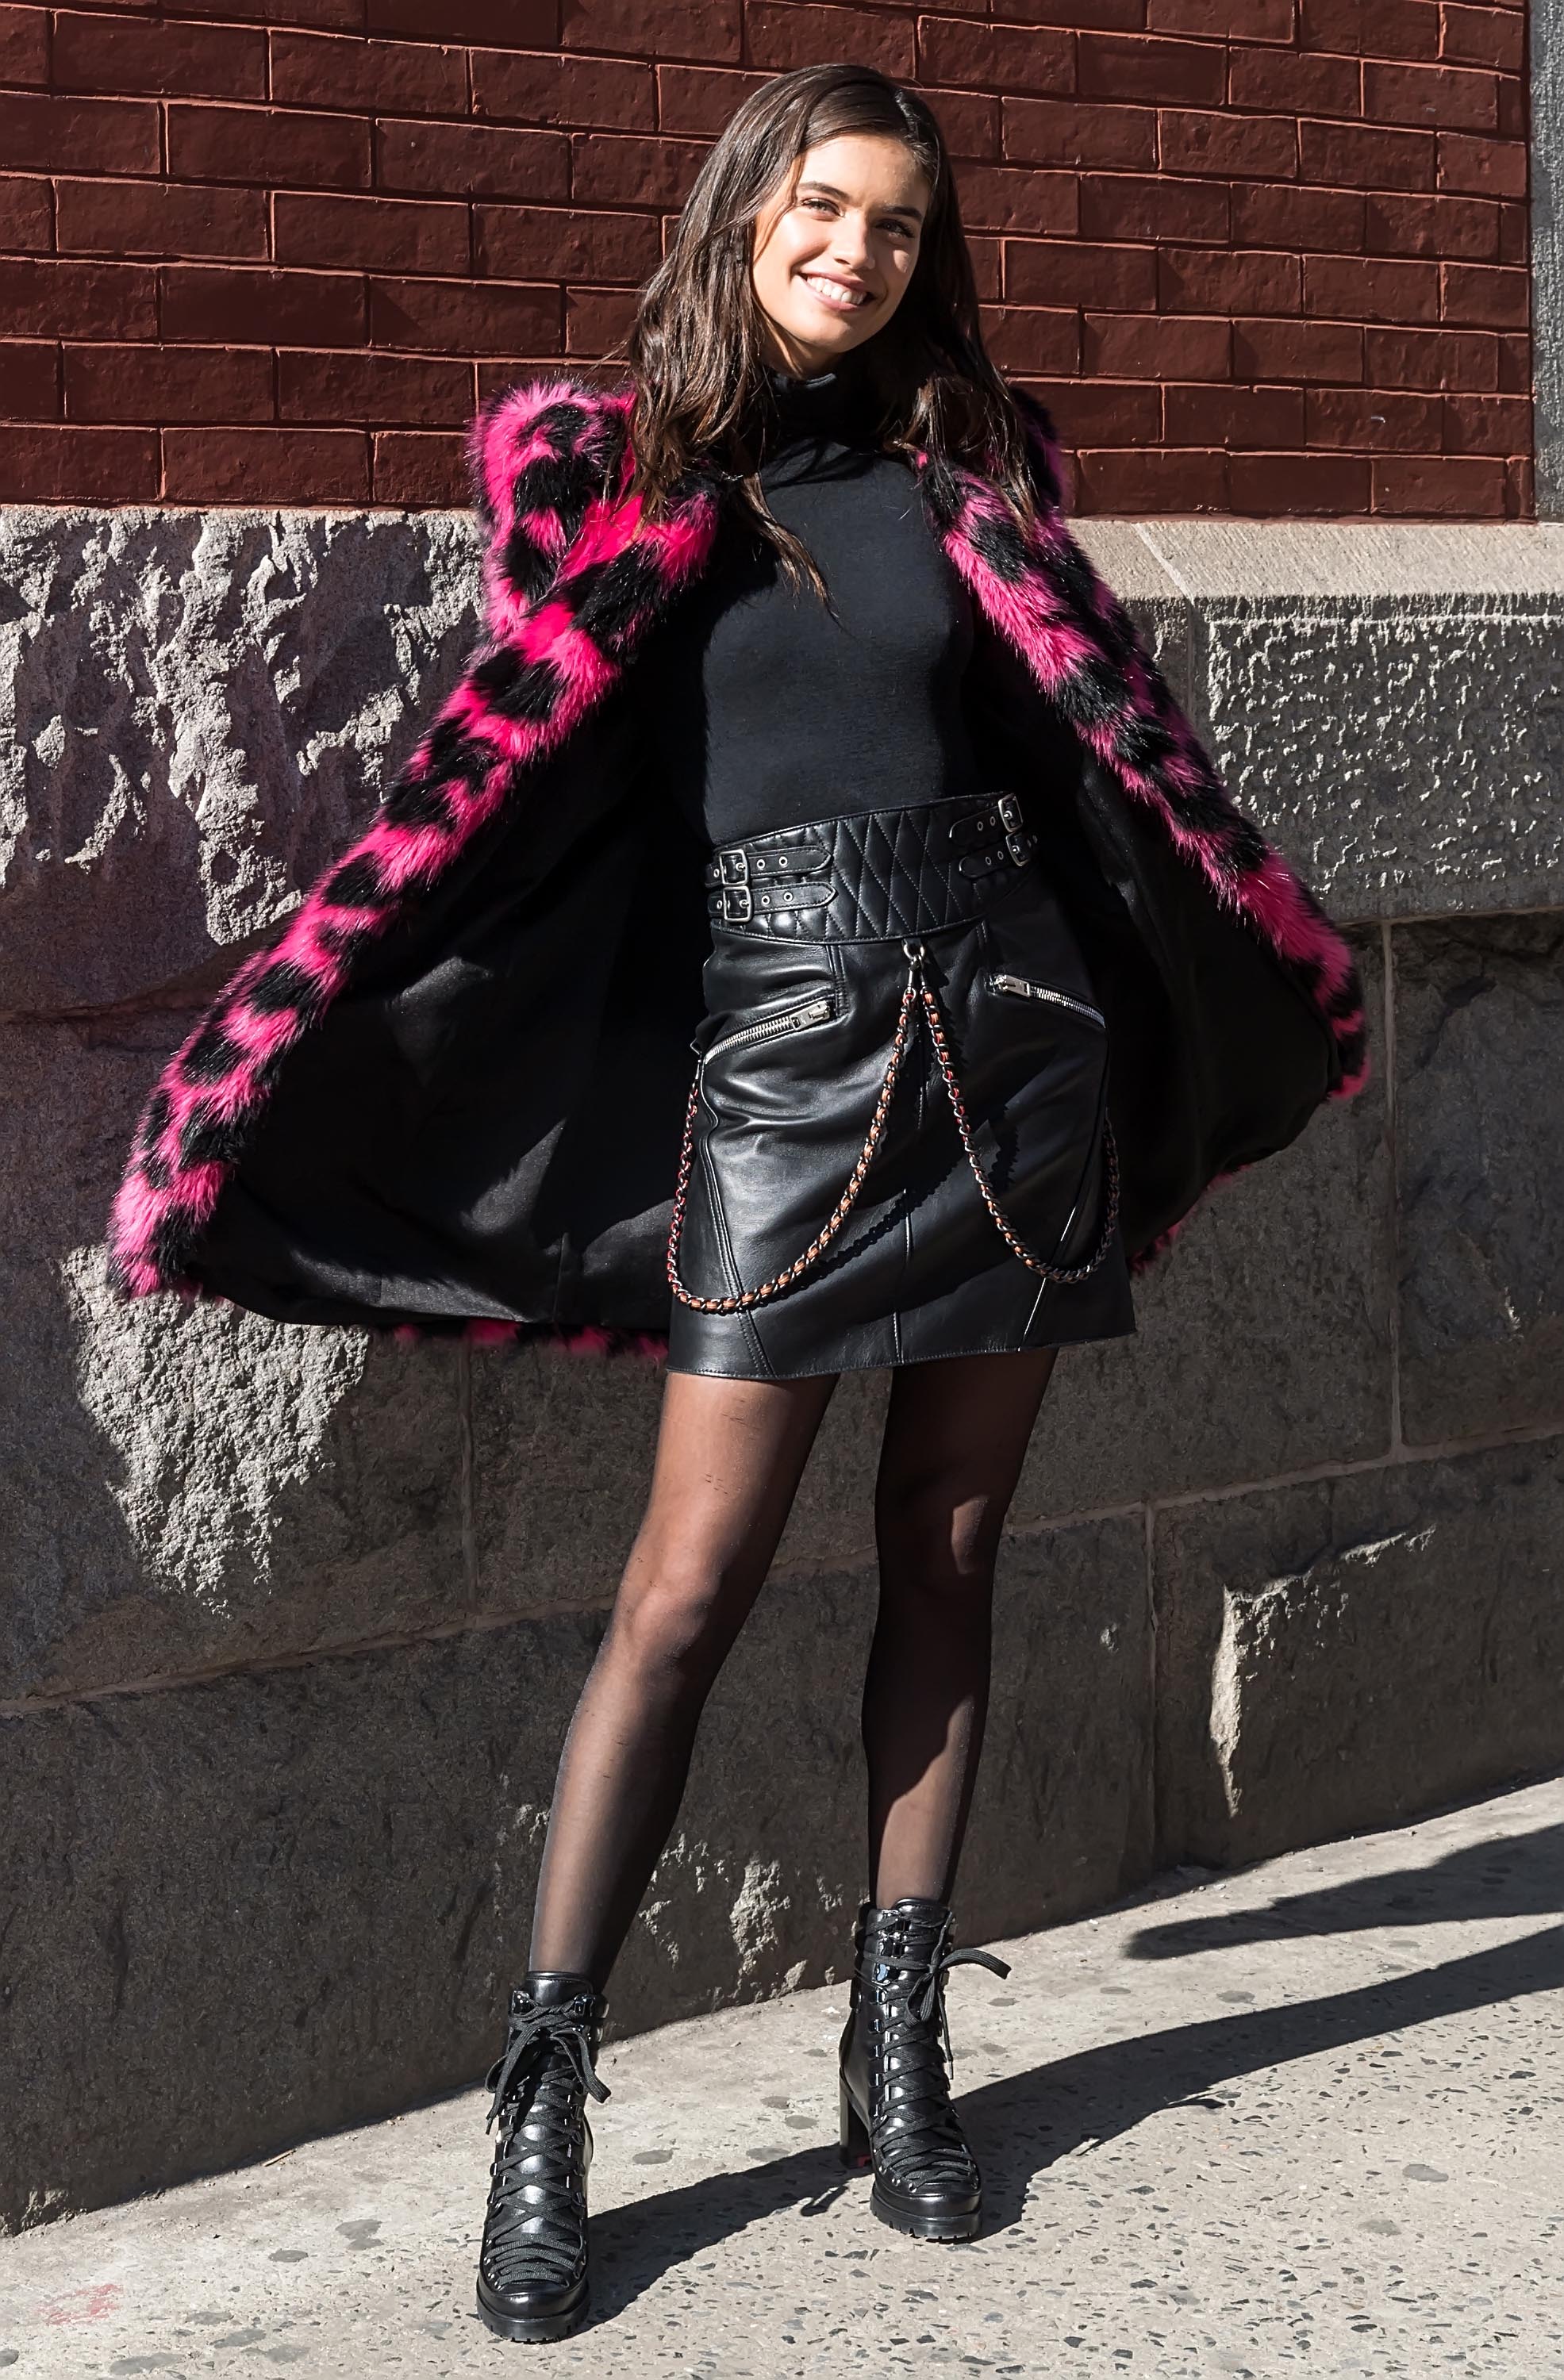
[664,792,1136,1381]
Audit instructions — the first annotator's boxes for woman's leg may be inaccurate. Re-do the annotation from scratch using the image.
[863,1348,1058,1908]
[526,1366,838,1987]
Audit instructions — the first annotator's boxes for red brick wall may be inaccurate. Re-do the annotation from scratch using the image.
[0,0,1531,516]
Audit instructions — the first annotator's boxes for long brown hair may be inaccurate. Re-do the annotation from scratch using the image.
[620,63,1034,589]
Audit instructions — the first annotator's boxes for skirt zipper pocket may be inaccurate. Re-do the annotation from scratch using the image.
[987,972,1105,1030]
[700,993,836,1069]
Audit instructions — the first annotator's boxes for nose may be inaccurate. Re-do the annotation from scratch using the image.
[828,211,875,276]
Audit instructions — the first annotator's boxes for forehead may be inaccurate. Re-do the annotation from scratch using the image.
[792,131,930,212]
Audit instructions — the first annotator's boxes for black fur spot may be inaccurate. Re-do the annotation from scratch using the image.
[532,400,590,453]
[141,1150,171,1192]
[321,853,387,908]
[315,919,374,960]
[501,517,562,606]
[381,774,459,834]
[964,505,1030,584]
[916,458,963,532]
[511,451,586,524]
[1052,656,1125,730]
[1112,711,1179,772]
[470,646,563,726]
[245,960,320,1019]
[422,718,490,790]
[180,1023,245,1086]
[147,1214,197,1285]
[136,1084,172,1154]
[574,547,666,648]
[1186,801,1267,871]
[179,1105,250,1173]
[1050,541,1100,616]
[1229,827,1271,876]
[1094,616,1140,681]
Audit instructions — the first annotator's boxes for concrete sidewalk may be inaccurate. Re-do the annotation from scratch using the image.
[3,1775,1561,2380]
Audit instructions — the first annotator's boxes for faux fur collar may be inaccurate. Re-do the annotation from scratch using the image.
[109,372,1366,1302]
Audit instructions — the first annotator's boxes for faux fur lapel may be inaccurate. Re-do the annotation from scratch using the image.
[109,372,1365,1302]
[916,423,1367,1102]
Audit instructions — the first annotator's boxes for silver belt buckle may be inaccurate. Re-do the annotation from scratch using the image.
[717,844,752,921]
[997,793,1033,864]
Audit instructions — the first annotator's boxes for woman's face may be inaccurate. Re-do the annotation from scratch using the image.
[750,132,930,378]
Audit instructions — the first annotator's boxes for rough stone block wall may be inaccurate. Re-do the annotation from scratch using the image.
[0,0,1534,515]
[2,508,1560,2229]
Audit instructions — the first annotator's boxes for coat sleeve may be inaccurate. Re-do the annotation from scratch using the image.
[106,379,633,1299]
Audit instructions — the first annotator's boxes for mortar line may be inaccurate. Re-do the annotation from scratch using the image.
[1134,1413,1562,1517]
[0,1601,594,1719]
[1382,915,1404,1455]
[456,1338,478,1613]
[9,1414,1560,1725]
[1143,1500,1160,1870]
[1132,522,1197,601]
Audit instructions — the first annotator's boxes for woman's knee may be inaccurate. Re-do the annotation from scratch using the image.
[874,1471,1007,1595]
[604,1549,754,1683]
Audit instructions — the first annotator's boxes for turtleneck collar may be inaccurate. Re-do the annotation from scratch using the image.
[761,339,881,448]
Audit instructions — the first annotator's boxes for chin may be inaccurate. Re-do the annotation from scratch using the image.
[797,313,879,355]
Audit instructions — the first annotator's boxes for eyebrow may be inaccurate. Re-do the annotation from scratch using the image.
[795,178,925,221]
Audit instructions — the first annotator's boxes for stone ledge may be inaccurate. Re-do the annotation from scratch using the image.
[1091,518,1564,599]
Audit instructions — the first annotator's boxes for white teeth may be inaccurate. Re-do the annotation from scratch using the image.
[802,274,870,309]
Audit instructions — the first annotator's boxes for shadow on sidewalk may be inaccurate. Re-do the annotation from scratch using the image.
[1124,1819,1564,1961]
[582,1910,1564,2329]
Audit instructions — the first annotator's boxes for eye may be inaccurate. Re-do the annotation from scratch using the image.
[799,196,837,217]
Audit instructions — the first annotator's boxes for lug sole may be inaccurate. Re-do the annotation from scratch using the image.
[869,2186,981,2243]
[476,2286,589,2344]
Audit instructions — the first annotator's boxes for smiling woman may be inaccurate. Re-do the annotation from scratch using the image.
[749,139,929,368]
[106,59,1364,2351]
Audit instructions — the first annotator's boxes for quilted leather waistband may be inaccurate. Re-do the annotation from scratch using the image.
[703,793,1038,942]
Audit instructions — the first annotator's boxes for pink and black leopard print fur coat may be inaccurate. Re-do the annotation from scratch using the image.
[107,374,1366,1347]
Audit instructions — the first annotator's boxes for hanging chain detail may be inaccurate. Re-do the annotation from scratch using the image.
[916,955,1120,1290]
[666,942,1120,1316]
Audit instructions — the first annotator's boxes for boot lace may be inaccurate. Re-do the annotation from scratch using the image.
[863,1912,1009,2194]
[480,1998,609,2298]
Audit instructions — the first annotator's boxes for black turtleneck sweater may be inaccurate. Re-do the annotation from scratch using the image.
[637,355,997,846]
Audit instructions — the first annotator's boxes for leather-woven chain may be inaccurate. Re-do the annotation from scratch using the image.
[667,939,1120,1315]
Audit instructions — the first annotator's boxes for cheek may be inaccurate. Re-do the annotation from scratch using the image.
[757,223,821,311]
[770,217,824,277]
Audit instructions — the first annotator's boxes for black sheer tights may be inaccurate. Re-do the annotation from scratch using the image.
[526,1350,1057,1989]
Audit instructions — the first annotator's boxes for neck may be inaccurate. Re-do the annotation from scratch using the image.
[760,339,879,443]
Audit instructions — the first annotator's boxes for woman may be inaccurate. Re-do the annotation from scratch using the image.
[109,64,1365,2345]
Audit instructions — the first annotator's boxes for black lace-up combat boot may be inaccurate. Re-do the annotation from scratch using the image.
[837,1897,1010,2241]
[476,1972,609,2343]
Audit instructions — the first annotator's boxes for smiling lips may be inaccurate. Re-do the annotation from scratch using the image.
[800,272,874,312]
